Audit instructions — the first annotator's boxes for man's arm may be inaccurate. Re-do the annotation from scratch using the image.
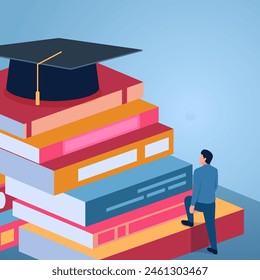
[191,169,201,206]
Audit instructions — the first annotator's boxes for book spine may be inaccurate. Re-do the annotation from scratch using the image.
[96,203,186,247]
[0,184,14,213]
[19,225,95,260]
[55,128,173,194]
[40,107,158,163]
[13,200,93,249]
[5,177,86,227]
[88,190,192,233]
[0,149,55,195]
[0,114,26,139]
[0,132,40,163]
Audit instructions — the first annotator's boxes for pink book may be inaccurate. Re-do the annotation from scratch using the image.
[0,101,158,163]
[0,184,14,213]
[13,190,191,249]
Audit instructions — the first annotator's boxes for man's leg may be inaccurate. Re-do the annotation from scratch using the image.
[203,203,217,253]
[184,196,194,223]
[181,196,194,226]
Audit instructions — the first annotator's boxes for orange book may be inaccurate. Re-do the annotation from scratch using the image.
[0,124,173,195]
[0,100,158,163]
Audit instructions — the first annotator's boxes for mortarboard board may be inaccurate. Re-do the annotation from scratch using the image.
[0,38,141,105]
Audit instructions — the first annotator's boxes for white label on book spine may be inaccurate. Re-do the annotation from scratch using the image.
[145,138,170,158]
[78,150,138,181]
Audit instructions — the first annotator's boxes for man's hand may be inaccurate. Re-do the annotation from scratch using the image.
[189,205,195,214]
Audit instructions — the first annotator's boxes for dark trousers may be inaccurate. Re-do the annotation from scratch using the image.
[184,196,217,250]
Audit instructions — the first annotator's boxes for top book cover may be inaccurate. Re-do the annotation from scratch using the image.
[0,38,143,138]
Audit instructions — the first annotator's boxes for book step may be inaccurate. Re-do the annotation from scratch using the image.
[18,198,244,259]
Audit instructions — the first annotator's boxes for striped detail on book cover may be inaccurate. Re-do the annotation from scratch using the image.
[0,123,173,195]
[0,64,143,138]
[0,100,158,163]
[18,199,244,259]
[6,156,191,226]
[12,190,191,249]
[0,210,26,251]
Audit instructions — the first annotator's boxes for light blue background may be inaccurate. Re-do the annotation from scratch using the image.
[0,0,259,201]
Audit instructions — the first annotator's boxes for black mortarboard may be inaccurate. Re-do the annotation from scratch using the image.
[0,38,141,105]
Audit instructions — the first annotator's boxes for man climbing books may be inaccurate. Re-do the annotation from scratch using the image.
[181,149,218,255]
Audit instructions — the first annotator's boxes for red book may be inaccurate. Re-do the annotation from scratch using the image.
[106,206,244,259]
[0,64,143,138]
[18,199,244,259]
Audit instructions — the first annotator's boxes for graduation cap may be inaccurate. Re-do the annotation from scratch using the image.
[0,38,141,105]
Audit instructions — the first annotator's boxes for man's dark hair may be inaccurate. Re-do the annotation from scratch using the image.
[201,149,213,164]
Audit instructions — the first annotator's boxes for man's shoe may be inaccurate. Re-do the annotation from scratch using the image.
[207,247,218,255]
[181,220,194,227]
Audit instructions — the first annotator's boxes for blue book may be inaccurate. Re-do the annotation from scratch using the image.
[6,156,192,226]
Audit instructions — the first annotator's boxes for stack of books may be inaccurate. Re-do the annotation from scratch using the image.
[0,39,244,259]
